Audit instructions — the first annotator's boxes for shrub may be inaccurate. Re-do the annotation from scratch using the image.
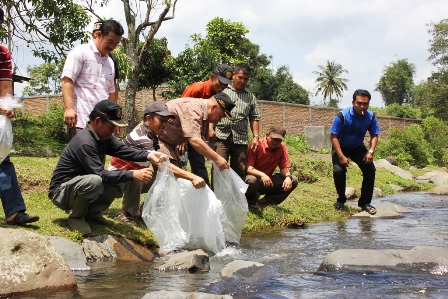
[33,104,67,143]
[386,103,418,119]
[285,134,310,153]
[421,116,448,167]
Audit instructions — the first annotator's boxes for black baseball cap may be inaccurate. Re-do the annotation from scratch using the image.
[213,64,233,85]
[214,92,235,121]
[91,100,127,127]
[143,101,175,119]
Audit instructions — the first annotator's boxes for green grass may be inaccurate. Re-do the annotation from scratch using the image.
[0,117,435,247]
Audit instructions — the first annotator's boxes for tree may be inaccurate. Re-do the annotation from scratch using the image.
[375,59,416,106]
[83,0,178,131]
[250,65,309,104]
[413,19,448,120]
[1,0,90,62]
[138,38,173,101]
[313,60,349,106]
[22,62,62,96]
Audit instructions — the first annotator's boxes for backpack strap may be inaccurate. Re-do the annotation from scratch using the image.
[336,111,344,139]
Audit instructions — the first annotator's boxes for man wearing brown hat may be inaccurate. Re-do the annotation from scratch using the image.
[49,100,163,235]
[158,93,235,172]
[108,101,206,225]
[180,63,233,185]
[244,126,298,208]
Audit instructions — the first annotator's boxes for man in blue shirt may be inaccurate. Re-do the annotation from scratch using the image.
[330,89,381,215]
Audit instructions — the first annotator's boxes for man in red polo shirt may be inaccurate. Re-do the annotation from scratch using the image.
[245,126,298,208]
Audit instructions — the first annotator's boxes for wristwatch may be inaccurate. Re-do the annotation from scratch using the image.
[368,149,374,154]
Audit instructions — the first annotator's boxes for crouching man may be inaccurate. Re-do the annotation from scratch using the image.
[48,100,162,235]
[244,126,298,208]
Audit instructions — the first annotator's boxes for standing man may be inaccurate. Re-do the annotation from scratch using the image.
[180,63,233,185]
[92,21,120,102]
[109,102,206,225]
[330,89,380,215]
[48,100,162,235]
[213,63,260,179]
[245,126,298,208]
[158,93,235,172]
[0,7,39,225]
[62,19,124,141]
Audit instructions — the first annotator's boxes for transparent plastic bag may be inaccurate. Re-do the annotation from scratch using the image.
[142,159,187,254]
[0,94,20,164]
[178,179,226,253]
[212,162,249,243]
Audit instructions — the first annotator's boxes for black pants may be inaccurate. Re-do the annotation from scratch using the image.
[332,146,376,207]
[187,143,210,186]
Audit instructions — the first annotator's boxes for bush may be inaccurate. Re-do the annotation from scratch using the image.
[421,116,448,167]
[386,103,418,119]
[285,134,310,153]
[376,124,430,168]
[33,104,67,143]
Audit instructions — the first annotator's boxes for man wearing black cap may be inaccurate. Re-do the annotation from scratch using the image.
[49,100,163,235]
[158,93,235,173]
[0,7,39,225]
[108,101,206,225]
[180,63,234,185]
[244,126,298,208]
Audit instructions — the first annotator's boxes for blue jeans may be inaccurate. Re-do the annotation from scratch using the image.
[0,156,26,219]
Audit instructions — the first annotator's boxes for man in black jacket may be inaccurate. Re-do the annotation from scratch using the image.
[49,100,162,235]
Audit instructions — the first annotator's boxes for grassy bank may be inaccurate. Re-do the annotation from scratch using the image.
[0,150,434,246]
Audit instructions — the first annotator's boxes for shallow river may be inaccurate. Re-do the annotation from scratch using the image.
[41,192,448,299]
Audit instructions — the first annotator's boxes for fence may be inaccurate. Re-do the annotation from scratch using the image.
[21,91,420,137]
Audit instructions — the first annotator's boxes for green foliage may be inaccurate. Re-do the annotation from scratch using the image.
[4,1,90,62]
[421,116,448,166]
[376,124,430,168]
[285,134,311,153]
[23,62,63,96]
[250,65,310,104]
[313,60,349,106]
[290,157,333,183]
[137,39,173,99]
[386,103,418,119]
[12,104,66,156]
[375,59,416,106]
[427,18,448,70]
[413,70,448,120]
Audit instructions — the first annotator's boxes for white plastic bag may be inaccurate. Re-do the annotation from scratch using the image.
[0,94,20,164]
[212,162,249,243]
[178,179,226,253]
[142,159,187,254]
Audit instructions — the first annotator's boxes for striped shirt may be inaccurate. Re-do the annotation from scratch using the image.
[109,122,157,171]
[61,41,115,128]
[215,85,260,144]
[0,45,12,81]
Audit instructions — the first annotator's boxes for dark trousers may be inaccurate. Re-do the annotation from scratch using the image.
[332,146,376,207]
[214,138,247,179]
[0,156,26,219]
[245,173,299,205]
[187,143,210,186]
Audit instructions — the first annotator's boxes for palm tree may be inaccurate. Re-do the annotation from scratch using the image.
[313,61,349,106]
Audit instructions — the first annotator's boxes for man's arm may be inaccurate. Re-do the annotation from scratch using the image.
[364,134,379,163]
[331,134,349,167]
[279,167,293,191]
[170,163,206,189]
[246,165,272,187]
[62,76,77,127]
[249,120,260,152]
[0,80,13,97]
[188,136,229,170]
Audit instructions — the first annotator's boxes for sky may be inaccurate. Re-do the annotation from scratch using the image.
[11,0,447,108]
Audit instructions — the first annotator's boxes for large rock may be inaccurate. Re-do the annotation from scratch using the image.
[318,246,448,274]
[428,185,448,195]
[220,260,265,278]
[352,202,409,218]
[375,159,414,180]
[46,236,90,271]
[416,170,448,186]
[142,291,232,299]
[82,234,158,262]
[345,187,356,199]
[0,228,76,297]
[157,249,210,272]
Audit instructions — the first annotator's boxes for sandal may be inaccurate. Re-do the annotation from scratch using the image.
[6,212,39,225]
[360,204,377,215]
[115,212,136,225]
[333,201,345,210]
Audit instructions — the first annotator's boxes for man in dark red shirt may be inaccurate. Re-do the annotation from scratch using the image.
[0,7,39,225]
[245,126,298,208]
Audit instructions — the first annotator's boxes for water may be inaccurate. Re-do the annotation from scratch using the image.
[29,193,448,298]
